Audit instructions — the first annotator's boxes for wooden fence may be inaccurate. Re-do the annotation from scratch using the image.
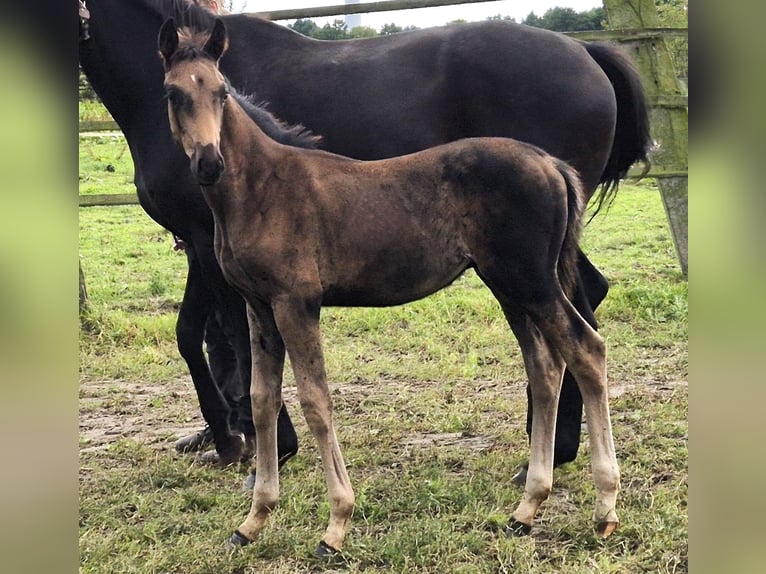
[79,0,687,269]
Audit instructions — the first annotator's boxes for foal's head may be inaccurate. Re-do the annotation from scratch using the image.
[159,18,229,185]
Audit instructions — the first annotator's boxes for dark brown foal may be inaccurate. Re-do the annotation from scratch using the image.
[159,18,620,555]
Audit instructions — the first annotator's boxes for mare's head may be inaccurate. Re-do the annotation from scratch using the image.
[159,18,229,186]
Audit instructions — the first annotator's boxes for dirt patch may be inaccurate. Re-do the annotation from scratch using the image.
[79,374,686,456]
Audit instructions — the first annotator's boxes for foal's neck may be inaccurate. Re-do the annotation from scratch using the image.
[220,98,283,167]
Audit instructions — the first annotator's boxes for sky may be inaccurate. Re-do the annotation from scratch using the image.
[237,1,601,30]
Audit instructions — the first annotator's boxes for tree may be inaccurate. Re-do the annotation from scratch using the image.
[314,19,349,40]
[655,0,688,85]
[348,26,378,39]
[522,7,605,32]
[289,18,319,38]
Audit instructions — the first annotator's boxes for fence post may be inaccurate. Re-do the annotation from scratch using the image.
[80,258,89,312]
[602,0,688,275]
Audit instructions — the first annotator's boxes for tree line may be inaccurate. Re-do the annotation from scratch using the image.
[288,6,607,41]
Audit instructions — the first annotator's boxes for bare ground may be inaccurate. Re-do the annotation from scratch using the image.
[78,374,687,458]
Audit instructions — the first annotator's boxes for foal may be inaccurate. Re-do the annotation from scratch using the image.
[159,19,620,554]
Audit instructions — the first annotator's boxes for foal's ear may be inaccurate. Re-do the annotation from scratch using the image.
[203,18,229,62]
[158,18,179,69]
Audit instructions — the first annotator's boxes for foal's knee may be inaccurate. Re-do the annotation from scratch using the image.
[250,388,281,425]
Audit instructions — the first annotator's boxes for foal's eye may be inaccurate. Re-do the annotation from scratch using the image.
[166,89,181,106]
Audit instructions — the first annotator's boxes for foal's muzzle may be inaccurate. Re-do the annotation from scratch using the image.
[192,144,225,186]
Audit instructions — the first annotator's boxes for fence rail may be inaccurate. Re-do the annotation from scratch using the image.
[254,0,502,21]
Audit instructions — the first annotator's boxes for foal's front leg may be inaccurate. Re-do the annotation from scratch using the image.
[230,301,286,546]
[272,294,355,555]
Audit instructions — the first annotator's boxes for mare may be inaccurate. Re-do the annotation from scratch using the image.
[79,0,651,478]
[159,19,621,553]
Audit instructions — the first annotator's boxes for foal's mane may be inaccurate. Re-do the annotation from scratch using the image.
[229,86,322,150]
[168,26,322,151]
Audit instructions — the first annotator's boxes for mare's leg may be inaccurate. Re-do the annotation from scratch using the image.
[516,250,608,483]
[231,300,286,545]
[175,248,243,460]
[274,294,354,555]
[205,311,240,428]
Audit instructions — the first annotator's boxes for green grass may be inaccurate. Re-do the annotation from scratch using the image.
[79,129,687,573]
[79,99,115,122]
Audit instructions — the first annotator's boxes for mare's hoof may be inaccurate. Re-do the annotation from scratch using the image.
[242,472,256,491]
[228,529,252,548]
[595,520,619,538]
[507,519,532,537]
[175,426,214,453]
[511,465,528,486]
[198,433,246,467]
[315,540,340,558]
[241,446,297,490]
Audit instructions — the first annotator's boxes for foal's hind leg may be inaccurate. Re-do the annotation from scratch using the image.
[515,251,607,484]
[501,307,566,534]
[531,297,620,537]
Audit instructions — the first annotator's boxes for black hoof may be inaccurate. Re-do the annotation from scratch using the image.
[507,519,532,537]
[175,426,214,453]
[511,464,528,486]
[315,540,340,558]
[228,529,252,548]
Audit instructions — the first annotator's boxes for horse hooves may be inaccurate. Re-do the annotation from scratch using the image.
[199,433,246,467]
[315,540,340,558]
[595,520,619,538]
[242,472,256,492]
[511,465,528,486]
[506,519,532,537]
[228,529,252,548]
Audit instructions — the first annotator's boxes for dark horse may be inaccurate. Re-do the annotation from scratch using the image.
[79,0,650,476]
[160,19,620,552]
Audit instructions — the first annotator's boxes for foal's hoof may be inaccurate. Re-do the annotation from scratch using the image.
[315,540,341,558]
[506,519,532,537]
[511,465,528,486]
[227,529,252,548]
[595,520,619,538]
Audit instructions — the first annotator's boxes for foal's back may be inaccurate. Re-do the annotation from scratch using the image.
[265,136,574,307]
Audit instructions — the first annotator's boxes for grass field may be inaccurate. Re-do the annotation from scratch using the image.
[79,131,687,572]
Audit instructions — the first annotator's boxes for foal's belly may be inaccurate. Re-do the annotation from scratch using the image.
[320,251,471,308]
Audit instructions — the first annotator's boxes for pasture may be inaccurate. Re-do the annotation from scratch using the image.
[79,132,687,573]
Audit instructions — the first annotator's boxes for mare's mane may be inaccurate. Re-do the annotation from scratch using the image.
[145,0,216,30]
[169,25,321,150]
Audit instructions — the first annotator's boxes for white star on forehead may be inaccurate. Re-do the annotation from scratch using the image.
[191,74,197,83]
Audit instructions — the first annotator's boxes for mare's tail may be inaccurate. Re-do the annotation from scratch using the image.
[555,159,585,299]
[584,42,653,215]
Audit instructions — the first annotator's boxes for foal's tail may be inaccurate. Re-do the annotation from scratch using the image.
[584,42,653,216]
[555,159,585,299]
